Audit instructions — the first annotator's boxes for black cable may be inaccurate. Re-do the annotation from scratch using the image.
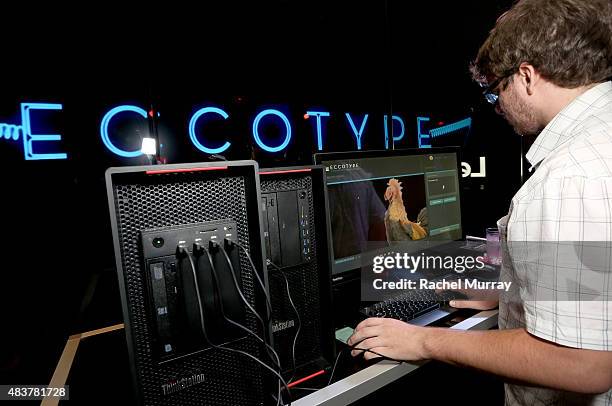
[233,241,300,386]
[266,260,301,384]
[216,240,281,385]
[278,268,301,384]
[226,241,400,392]
[200,246,286,406]
[220,241,279,369]
[200,245,284,374]
[232,240,274,323]
[351,345,402,363]
[216,242,292,404]
[230,241,299,398]
[327,343,403,386]
[217,243,267,328]
[187,248,286,406]
[209,153,227,161]
[199,246,281,366]
[230,239,287,403]
[326,347,345,386]
[180,247,290,405]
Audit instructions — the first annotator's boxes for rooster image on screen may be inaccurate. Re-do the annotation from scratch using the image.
[384,178,428,242]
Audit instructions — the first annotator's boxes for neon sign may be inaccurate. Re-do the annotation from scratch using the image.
[1,102,472,161]
[252,109,292,153]
[417,116,472,148]
[384,115,405,149]
[305,111,330,151]
[0,103,66,160]
[100,105,148,158]
[189,107,232,154]
[345,113,369,150]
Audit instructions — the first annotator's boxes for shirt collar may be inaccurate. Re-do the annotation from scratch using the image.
[525,81,612,170]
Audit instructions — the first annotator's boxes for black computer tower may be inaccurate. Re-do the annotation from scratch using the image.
[259,165,336,386]
[106,161,270,405]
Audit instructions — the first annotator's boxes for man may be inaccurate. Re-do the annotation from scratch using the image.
[348,0,612,404]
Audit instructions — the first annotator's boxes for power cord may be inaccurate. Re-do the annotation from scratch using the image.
[200,242,287,406]
[215,241,293,404]
[220,240,401,394]
[178,245,290,405]
[265,260,301,385]
[327,343,404,386]
[216,242,267,328]
[231,240,301,386]
[195,242,282,371]
[326,348,344,386]
[231,240,274,323]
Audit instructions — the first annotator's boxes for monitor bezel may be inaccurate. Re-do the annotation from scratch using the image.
[314,146,462,167]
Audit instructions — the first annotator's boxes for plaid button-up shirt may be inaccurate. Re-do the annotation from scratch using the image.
[498,81,612,405]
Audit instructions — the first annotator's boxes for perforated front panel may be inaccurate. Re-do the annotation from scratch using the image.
[260,176,324,370]
[110,171,265,405]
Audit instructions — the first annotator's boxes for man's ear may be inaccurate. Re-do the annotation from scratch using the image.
[517,62,538,96]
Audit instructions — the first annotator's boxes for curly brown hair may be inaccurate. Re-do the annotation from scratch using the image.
[471,0,612,88]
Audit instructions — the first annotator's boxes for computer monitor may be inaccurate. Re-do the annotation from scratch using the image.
[314,147,463,277]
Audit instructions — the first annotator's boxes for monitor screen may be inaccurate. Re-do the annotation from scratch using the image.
[314,148,463,276]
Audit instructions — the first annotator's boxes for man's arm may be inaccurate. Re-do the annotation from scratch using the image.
[348,318,612,394]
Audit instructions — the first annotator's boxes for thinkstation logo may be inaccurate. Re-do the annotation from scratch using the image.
[162,373,206,395]
[272,320,296,333]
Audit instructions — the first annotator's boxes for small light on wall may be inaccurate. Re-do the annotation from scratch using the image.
[141,137,157,155]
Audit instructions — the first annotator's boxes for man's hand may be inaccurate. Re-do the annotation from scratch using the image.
[437,287,499,310]
[347,317,431,361]
[351,321,612,395]
[450,299,498,310]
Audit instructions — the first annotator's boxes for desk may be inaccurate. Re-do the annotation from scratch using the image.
[293,310,498,406]
[45,311,497,405]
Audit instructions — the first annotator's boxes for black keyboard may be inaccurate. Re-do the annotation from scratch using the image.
[360,289,460,322]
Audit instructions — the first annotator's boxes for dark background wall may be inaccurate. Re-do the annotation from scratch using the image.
[1,0,522,386]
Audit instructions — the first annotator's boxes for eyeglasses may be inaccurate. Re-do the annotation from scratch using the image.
[480,77,503,105]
